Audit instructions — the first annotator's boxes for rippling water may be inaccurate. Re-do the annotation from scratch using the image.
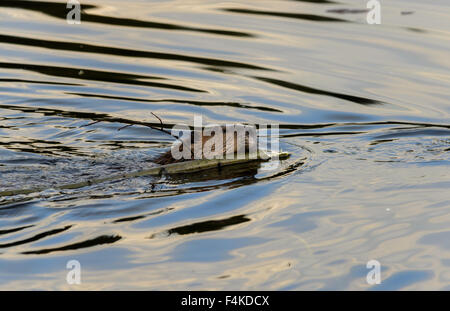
[0,0,449,290]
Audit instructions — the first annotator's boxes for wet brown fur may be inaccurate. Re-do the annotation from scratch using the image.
[153,128,252,165]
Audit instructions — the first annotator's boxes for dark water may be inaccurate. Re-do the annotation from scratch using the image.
[0,0,449,290]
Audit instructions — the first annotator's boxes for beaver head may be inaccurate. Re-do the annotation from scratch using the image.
[153,124,257,165]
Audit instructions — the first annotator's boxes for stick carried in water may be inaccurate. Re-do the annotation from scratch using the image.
[82,114,285,166]
[82,112,177,138]
[2,114,292,197]
[0,149,287,197]
[116,112,176,138]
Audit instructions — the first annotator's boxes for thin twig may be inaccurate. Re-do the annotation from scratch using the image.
[151,112,163,131]
[117,124,134,131]
[148,125,177,138]
[143,112,177,138]
[80,120,101,127]
[79,112,178,138]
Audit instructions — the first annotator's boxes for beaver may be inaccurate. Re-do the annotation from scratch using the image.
[153,125,257,165]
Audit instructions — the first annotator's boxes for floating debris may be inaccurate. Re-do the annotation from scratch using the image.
[0,150,290,197]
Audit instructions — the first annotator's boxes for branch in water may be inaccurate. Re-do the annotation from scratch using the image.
[117,124,133,131]
[151,112,163,131]
[145,112,176,137]
[80,112,178,138]
[80,120,101,127]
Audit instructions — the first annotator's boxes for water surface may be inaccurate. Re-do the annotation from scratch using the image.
[0,0,449,290]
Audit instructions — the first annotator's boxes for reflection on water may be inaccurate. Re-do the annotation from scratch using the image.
[0,0,449,290]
